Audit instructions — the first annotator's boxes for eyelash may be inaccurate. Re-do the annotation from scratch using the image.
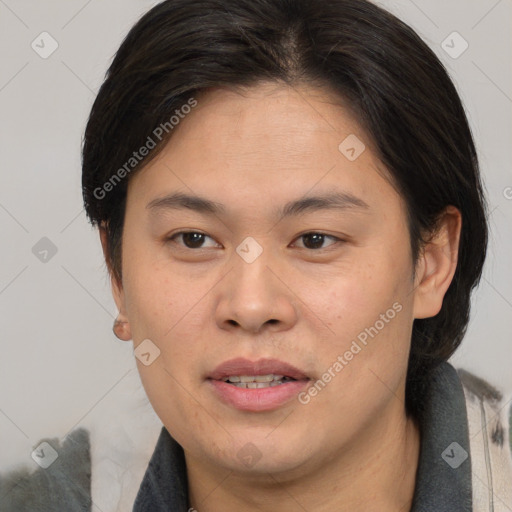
[166,231,343,251]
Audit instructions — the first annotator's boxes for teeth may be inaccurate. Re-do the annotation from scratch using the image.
[220,374,296,388]
[222,374,287,383]
[231,381,286,389]
[254,375,274,383]
[247,382,269,388]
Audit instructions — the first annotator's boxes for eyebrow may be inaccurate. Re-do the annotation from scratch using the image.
[146,191,370,218]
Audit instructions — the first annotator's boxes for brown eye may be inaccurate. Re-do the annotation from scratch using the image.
[294,232,340,250]
[167,231,218,249]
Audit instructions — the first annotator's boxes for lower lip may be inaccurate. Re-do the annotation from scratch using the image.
[208,379,310,412]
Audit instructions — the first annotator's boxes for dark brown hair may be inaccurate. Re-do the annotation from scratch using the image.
[82,0,488,419]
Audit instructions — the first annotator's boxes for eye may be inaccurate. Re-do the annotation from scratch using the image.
[166,231,220,249]
[292,232,341,250]
[166,231,342,251]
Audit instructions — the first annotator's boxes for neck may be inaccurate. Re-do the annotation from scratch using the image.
[185,400,421,512]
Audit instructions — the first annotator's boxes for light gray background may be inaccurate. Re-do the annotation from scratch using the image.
[1,0,511,473]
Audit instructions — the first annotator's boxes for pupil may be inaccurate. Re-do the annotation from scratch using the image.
[303,233,324,249]
[183,232,204,248]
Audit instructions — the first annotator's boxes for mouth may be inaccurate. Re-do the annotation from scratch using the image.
[207,357,311,412]
[218,374,299,389]
[208,356,310,381]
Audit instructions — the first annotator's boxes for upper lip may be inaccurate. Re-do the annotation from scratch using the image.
[208,357,310,381]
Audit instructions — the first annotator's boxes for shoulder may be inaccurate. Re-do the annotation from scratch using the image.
[0,370,162,512]
[457,368,512,510]
[0,428,91,511]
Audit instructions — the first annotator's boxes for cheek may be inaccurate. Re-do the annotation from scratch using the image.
[308,271,413,419]
[122,255,211,383]
[122,240,188,337]
[122,263,206,436]
[302,256,414,398]
[311,256,410,331]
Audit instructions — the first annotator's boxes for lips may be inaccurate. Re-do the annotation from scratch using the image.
[208,357,309,381]
[207,357,311,412]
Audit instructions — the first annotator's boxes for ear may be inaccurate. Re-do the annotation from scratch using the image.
[413,206,462,319]
[99,223,132,341]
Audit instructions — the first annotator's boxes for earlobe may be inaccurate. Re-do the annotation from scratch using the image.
[413,206,462,319]
[112,315,132,341]
[111,279,132,342]
[99,224,132,341]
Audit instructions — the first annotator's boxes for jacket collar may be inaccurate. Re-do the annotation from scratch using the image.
[133,361,472,511]
[132,423,189,511]
[410,361,472,511]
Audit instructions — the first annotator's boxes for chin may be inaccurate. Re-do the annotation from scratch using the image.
[210,430,315,476]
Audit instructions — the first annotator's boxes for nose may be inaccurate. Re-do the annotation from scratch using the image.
[214,243,298,335]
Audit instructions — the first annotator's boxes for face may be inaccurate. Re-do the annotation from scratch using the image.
[112,83,424,479]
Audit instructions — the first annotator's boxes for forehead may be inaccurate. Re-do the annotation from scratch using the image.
[174,83,358,158]
[126,83,403,218]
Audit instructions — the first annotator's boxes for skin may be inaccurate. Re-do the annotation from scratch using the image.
[100,82,461,511]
